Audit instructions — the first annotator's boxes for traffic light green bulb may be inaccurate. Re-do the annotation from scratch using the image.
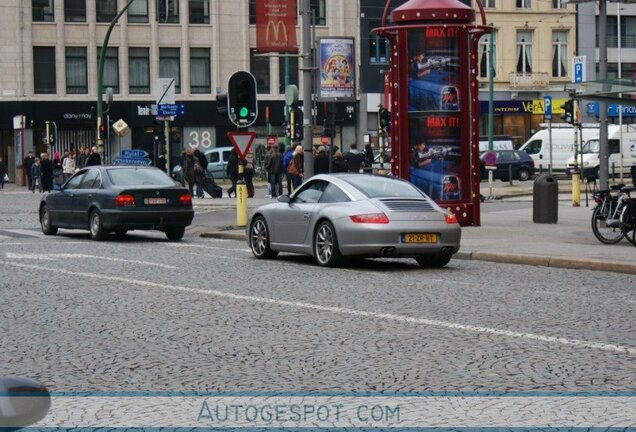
[239,106,249,118]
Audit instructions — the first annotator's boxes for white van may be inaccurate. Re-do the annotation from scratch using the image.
[566,124,636,178]
[519,126,599,173]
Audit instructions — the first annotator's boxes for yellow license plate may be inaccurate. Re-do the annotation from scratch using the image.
[402,233,438,243]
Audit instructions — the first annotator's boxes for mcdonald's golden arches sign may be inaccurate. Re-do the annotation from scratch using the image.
[256,0,298,53]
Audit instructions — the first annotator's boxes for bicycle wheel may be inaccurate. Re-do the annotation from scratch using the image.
[591,205,625,244]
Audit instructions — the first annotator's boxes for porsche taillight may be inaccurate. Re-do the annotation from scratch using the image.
[445,213,458,224]
[349,213,389,224]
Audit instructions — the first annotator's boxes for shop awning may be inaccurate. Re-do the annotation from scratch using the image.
[571,78,636,106]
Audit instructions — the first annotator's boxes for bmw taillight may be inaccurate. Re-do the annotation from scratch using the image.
[178,194,192,206]
[115,194,135,207]
[445,213,458,224]
[349,213,389,224]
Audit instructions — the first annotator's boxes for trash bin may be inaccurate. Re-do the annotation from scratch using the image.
[533,173,558,223]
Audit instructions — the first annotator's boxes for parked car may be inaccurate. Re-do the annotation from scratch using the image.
[246,173,461,268]
[172,147,233,181]
[39,166,194,241]
[480,149,535,182]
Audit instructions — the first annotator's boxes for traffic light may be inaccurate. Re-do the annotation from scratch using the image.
[216,92,228,115]
[379,106,391,132]
[98,123,106,140]
[560,99,574,124]
[291,107,303,141]
[227,71,257,127]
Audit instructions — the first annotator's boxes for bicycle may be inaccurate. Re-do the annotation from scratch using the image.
[591,184,635,245]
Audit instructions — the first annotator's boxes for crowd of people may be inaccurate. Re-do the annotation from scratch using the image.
[19,146,102,193]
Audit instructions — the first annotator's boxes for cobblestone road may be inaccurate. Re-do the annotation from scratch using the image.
[1,189,635,394]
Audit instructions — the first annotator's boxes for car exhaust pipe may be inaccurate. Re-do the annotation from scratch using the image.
[440,247,453,260]
[379,247,396,256]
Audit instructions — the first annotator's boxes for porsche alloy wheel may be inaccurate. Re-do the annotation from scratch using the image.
[314,221,343,267]
[249,216,278,259]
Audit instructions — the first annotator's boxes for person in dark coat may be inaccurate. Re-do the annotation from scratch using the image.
[313,146,330,175]
[0,156,6,191]
[265,146,283,198]
[332,151,349,173]
[364,143,374,173]
[226,150,239,198]
[85,146,101,166]
[23,152,35,190]
[157,154,167,172]
[40,152,54,193]
[343,143,366,173]
[183,149,197,197]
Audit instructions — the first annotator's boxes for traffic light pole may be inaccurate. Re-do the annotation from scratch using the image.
[598,0,609,190]
[301,0,313,179]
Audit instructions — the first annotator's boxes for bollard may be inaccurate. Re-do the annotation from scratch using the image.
[571,168,580,207]
[236,164,247,227]
[509,164,513,185]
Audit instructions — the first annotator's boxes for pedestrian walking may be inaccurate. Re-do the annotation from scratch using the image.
[52,151,63,189]
[287,145,304,190]
[332,151,349,173]
[226,149,239,198]
[183,148,197,197]
[178,150,187,186]
[0,156,7,191]
[343,143,366,173]
[244,152,255,198]
[40,153,53,193]
[314,146,330,175]
[62,151,76,182]
[31,158,42,193]
[282,146,294,194]
[23,151,35,190]
[364,143,374,173]
[265,145,283,198]
[85,146,101,166]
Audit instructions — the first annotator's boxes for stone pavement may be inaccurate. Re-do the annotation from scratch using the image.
[193,181,636,275]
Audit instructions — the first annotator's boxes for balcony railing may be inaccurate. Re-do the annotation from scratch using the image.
[509,72,550,89]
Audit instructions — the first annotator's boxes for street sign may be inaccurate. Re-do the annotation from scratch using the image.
[121,149,148,159]
[267,135,277,146]
[227,131,256,159]
[156,78,175,105]
[113,157,151,166]
[572,56,586,83]
[544,95,552,120]
[484,151,497,170]
[157,104,185,116]
[114,149,151,166]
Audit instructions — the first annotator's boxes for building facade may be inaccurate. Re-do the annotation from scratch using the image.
[0,0,359,182]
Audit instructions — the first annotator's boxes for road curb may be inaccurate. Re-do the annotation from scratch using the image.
[199,230,636,275]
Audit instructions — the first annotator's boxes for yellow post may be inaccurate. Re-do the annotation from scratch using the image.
[572,170,580,207]
[236,163,248,226]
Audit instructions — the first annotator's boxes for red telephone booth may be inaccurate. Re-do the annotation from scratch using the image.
[374,0,491,226]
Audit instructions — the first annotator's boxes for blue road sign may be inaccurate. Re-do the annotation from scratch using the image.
[158,104,185,116]
[544,96,552,116]
[113,157,151,166]
[574,63,583,83]
[120,149,148,159]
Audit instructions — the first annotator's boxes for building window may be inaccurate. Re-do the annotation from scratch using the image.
[190,48,211,94]
[129,47,150,94]
[96,0,117,23]
[64,0,85,22]
[483,0,495,8]
[516,30,533,73]
[552,30,568,78]
[34,47,56,94]
[160,48,181,93]
[250,48,270,94]
[478,31,496,78]
[33,0,54,22]
[157,0,179,23]
[516,0,531,8]
[369,22,389,64]
[66,47,88,94]
[311,0,326,26]
[605,63,636,80]
[278,56,299,93]
[99,47,119,93]
[553,0,567,8]
[128,0,148,23]
[189,0,209,24]
[249,0,256,25]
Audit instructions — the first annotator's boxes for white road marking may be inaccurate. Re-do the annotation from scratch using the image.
[1,260,634,356]
[5,253,177,269]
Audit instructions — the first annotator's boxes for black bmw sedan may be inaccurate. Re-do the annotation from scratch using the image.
[39,166,194,241]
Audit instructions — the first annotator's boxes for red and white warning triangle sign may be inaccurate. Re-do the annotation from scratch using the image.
[227,131,256,159]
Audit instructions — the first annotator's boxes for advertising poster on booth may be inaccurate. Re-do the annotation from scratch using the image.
[407,28,463,202]
[317,38,355,101]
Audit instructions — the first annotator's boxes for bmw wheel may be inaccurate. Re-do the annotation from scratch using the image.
[249,216,278,259]
[89,209,107,241]
[313,220,343,267]
[165,227,185,241]
[40,205,57,235]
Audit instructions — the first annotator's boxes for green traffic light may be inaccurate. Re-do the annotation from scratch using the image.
[239,106,249,118]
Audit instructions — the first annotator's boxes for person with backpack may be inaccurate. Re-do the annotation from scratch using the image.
[287,145,304,190]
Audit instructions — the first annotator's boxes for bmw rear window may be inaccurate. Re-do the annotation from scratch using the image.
[107,168,175,186]
[344,176,424,199]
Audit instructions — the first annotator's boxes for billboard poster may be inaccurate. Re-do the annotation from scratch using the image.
[318,38,355,101]
[256,0,297,53]
[407,27,463,202]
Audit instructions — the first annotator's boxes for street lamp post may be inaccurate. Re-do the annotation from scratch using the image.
[96,0,135,160]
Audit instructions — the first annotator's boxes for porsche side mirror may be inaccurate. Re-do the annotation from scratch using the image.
[0,376,51,430]
[277,195,290,204]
